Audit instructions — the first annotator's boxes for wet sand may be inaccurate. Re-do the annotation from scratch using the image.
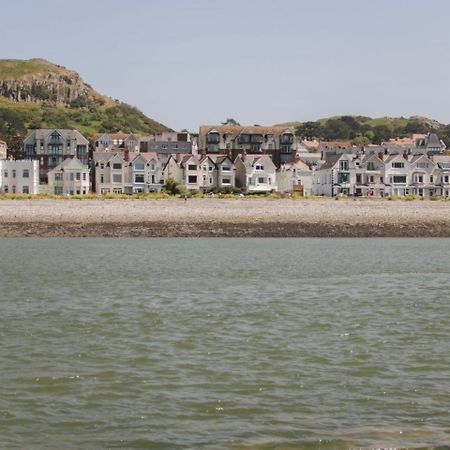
[0,198,449,237]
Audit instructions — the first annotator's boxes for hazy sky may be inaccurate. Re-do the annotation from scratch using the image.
[2,0,450,131]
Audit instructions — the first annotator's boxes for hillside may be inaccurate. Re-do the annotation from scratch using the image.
[276,115,450,146]
[0,58,170,152]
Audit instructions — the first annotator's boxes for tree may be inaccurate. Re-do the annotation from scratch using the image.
[295,121,322,139]
[221,118,240,126]
[372,125,392,144]
[322,119,351,140]
[164,177,184,195]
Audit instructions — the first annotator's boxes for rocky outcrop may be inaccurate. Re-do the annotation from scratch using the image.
[1,72,91,105]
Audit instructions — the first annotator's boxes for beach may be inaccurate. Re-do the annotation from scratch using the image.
[0,197,449,237]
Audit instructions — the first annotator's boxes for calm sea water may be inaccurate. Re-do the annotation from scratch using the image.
[1,238,450,450]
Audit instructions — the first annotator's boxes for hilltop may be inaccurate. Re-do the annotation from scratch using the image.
[0,58,170,151]
[276,115,450,146]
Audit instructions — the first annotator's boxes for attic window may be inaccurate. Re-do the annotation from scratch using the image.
[255,165,264,171]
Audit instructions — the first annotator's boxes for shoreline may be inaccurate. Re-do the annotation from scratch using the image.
[1,198,450,237]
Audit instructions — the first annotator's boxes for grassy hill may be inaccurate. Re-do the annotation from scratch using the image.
[276,115,449,146]
[0,58,171,151]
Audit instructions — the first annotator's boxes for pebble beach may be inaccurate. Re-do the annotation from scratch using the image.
[0,198,450,237]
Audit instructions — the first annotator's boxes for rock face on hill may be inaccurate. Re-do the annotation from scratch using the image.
[0,59,105,106]
[0,59,170,152]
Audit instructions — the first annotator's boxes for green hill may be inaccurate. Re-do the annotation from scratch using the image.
[276,115,450,146]
[0,58,171,152]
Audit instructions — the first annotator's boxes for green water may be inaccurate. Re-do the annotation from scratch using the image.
[1,238,450,450]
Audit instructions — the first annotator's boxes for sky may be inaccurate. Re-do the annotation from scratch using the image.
[1,0,450,131]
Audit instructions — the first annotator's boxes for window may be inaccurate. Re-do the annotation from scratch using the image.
[443,175,449,183]
[100,174,104,183]
[100,163,105,169]
[22,186,29,194]
[12,185,16,193]
[416,175,423,183]
[4,170,7,178]
[112,163,122,170]
[188,164,197,171]
[55,187,63,195]
[222,166,231,172]
[70,173,74,181]
[222,178,231,184]
[12,169,16,178]
[188,175,197,184]
[339,160,349,171]
[135,163,145,171]
[22,169,29,178]
[76,172,81,181]
[83,173,87,181]
[369,175,374,183]
[430,175,434,183]
[55,173,63,181]
[3,186,8,193]
[356,174,361,184]
[393,175,407,183]
[113,188,122,194]
[367,162,375,170]
[135,174,145,183]
[113,174,122,183]
[258,177,265,184]
[417,162,428,169]
[392,162,404,168]
[255,165,264,171]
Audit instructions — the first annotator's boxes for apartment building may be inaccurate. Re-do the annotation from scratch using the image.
[23,128,89,181]
[198,124,296,167]
[0,140,7,160]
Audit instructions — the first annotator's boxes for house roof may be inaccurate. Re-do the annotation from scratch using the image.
[93,132,141,142]
[92,151,139,164]
[48,157,87,173]
[280,159,311,172]
[199,125,294,140]
[317,154,342,170]
[25,128,89,143]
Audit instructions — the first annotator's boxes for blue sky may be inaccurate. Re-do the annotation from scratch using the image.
[1,0,450,130]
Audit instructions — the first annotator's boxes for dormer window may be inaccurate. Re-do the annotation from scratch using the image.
[206,132,220,144]
[280,133,293,144]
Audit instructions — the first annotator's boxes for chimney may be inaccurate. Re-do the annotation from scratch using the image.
[378,152,384,161]
[176,152,181,163]
[403,151,408,160]
[201,150,206,157]
[124,149,130,162]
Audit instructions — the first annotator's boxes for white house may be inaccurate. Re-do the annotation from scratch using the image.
[0,160,39,194]
[126,152,163,193]
[234,154,277,193]
[277,159,312,195]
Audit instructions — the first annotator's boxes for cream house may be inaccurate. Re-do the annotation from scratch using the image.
[234,154,277,193]
[277,159,312,195]
[47,157,90,195]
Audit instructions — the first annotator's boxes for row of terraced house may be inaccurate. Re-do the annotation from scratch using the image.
[0,125,449,197]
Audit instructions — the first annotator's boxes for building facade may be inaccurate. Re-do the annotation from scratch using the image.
[23,129,89,181]
[234,154,277,193]
[47,158,90,195]
[0,160,39,194]
[198,124,296,167]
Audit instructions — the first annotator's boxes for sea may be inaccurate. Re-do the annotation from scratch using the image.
[1,238,450,450]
